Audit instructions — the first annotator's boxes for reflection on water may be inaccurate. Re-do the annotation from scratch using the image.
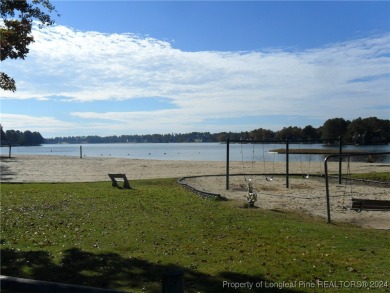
[1,143,389,163]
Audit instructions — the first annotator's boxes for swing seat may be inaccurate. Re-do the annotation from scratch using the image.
[350,198,390,212]
[245,192,257,205]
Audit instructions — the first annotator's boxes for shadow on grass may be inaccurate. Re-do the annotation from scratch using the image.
[1,247,304,292]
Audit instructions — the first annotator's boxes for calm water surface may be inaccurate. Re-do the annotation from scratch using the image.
[1,143,389,163]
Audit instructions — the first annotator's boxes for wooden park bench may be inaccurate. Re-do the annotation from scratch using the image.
[108,173,132,189]
[350,198,390,212]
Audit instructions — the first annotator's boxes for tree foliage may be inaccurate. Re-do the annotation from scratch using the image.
[2,117,388,146]
[321,118,350,140]
[1,124,44,145]
[43,117,389,145]
[345,117,390,145]
[0,0,58,91]
[0,124,6,141]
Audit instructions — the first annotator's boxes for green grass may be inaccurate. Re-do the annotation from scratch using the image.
[350,172,390,182]
[1,179,389,292]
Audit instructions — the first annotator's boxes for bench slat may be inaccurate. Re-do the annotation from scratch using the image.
[351,199,390,211]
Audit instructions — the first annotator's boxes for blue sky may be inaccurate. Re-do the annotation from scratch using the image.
[1,1,389,138]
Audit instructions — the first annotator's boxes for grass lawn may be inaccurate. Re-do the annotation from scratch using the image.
[1,179,389,292]
[350,172,390,182]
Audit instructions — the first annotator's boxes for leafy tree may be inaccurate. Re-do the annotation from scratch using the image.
[302,125,320,141]
[22,130,43,145]
[22,130,34,145]
[5,129,22,144]
[216,132,228,142]
[321,118,349,141]
[346,117,366,144]
[42,117,389,144]
[0,124,5,141]
[0,124,9,145]
[1,0,58,91]
[249,128,275,141]
[346,117,390,144]
[2,128,44,145]
[31,131,44,145]
[275,126,303,141]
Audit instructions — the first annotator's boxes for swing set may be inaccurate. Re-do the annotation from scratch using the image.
[226,138,389,223]
[227,138,287,191]
[229,138,324,207]
[324,152,390,224]
[225,137,343,191]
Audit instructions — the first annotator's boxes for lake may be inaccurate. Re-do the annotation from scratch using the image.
[1,143,389,163]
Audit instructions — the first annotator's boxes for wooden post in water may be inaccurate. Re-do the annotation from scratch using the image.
[80,145,83,158]
[8,144,11,158]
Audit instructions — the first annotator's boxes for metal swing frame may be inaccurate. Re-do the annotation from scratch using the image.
[226,137,343,191]
[324,151,390,223]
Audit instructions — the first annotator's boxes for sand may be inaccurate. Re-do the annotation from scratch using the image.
[1,155,389,229]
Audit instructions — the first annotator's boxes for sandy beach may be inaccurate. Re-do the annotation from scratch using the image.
[1,155,389,229]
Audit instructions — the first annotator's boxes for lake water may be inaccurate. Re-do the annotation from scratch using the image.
[1,143,389,163]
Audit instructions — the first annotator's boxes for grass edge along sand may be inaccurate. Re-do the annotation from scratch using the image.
[1,179,389,292]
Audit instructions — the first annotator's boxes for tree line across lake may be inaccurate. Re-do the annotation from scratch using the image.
[0,127,44,146]
[1,117,389,146]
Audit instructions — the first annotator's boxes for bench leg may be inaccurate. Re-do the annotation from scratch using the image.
[123,180,131,189]
[111,179,119,188]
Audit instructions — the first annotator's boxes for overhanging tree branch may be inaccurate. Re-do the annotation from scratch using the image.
[0,72,16,92]
[0,0,59,91]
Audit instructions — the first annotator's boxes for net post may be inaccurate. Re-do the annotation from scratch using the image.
[226,138,230,190]
[338,136,342,184]
[285,138,289,188]
[324,155,332,223]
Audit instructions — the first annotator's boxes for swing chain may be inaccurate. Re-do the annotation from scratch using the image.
[262,143,274,182]
[342,155,353,209]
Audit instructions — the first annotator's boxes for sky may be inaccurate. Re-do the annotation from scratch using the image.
[1,1,389,138]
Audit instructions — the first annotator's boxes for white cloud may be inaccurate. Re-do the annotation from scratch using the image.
[1,23,389,135]
[0,114,76,134]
